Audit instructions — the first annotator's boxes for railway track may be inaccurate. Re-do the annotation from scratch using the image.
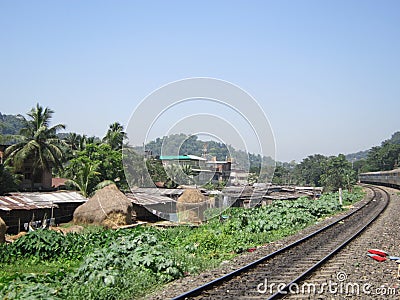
[172,185,390,300]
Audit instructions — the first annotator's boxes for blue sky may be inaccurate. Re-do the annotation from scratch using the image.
[1,1,399,161]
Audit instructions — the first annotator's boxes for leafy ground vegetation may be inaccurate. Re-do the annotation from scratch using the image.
[0,188,364,300]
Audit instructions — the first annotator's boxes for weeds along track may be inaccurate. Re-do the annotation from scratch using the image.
[172,185,389,300]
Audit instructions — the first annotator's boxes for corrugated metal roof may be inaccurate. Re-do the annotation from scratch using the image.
[132,188,184,196]
[222,186,268,199]
[159,155,191,160]
[187,155,207,161]
[0,191,87,211]
[159,155,206,161]
[126,192,176,206]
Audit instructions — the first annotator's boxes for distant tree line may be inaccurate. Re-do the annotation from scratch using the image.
[271,154,356,192]
[352,132,400,172]
[0,105,398,195]
[272,132,400,192]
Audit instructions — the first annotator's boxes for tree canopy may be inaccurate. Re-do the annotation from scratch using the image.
[4,104,66,184]
[352,132,400,173]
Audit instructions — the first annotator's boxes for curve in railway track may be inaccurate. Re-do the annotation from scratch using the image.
[172,185,390,300]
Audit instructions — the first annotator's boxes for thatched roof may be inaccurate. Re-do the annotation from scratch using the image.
[177,189,206,204]
[73,184,134,228]
[177,189,208,224]
[0,217,6,243]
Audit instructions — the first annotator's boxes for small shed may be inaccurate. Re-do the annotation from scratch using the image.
[222,186,268,208]
[0,191,87,234]
[126,189,177,222]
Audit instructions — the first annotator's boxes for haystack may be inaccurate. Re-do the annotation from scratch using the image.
[177,189,207,223]
[0,217,6,243]
[73,184,134,228]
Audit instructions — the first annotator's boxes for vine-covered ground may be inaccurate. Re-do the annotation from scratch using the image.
[0,187,364,299]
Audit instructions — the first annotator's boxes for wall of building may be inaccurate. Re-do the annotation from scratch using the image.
[0,202,85,234]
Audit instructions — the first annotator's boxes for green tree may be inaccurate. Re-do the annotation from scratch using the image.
[5,104,66,186]
[64,133,81,152]
[320,154,356,191]
[365,142,400,171]
[66,160,113,197]
[146,157,168,183]
[66,161,99,197]
[0,164,19,195]
[352,158,369,174]
[272,165,290,185]
[362,132,400,172]
[123,148,152,188]
[64,143,128,191]
[388,131,400,145]
[294,154,328,186]
[164,164,192,187]
[62,132,84,161]
[103,122,127,150]
[0,112,25,136]
[377,142,400,170]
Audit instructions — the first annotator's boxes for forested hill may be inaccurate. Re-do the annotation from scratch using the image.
[1,113,73,142]
[388,131,400,144]
[0,113,24,136]
[345,131,400,162]
[144,133,273,171]
[347,131,400,172]
[345,150,369,162]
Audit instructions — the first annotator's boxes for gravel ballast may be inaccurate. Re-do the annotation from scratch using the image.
[286,186,400,299]
[144,187,379,300]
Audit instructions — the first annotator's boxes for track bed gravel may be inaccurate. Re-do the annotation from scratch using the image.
[285,186,400,299]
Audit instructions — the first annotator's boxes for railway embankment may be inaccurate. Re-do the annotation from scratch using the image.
[286,186,400,299]
[145,186,382,299]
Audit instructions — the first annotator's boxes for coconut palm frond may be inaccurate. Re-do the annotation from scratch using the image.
[4,104,66,187]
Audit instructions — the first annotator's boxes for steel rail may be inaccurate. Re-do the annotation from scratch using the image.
[268,185,389,299]
[171,185,386,300]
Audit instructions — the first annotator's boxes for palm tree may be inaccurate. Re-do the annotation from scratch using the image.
[103,122,127,150]
[64,132,80,151]
[5,104,66,188]
[66,160,113,197]
[165,164,193,187]
[78,134,89,150]
[86,135,100,145]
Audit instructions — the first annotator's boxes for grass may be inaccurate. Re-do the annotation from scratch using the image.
[58,222,105,233]
[0,258,80,277]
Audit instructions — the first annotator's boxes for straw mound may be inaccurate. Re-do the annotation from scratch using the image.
[0,217,6,243]
[177,189,207,224]
[50,225,84,235]
[177,189,206,204]
[7,231,27,242]
[73,184,134,228]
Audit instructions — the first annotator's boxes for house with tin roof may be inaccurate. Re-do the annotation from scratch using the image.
[0,191,87,234]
